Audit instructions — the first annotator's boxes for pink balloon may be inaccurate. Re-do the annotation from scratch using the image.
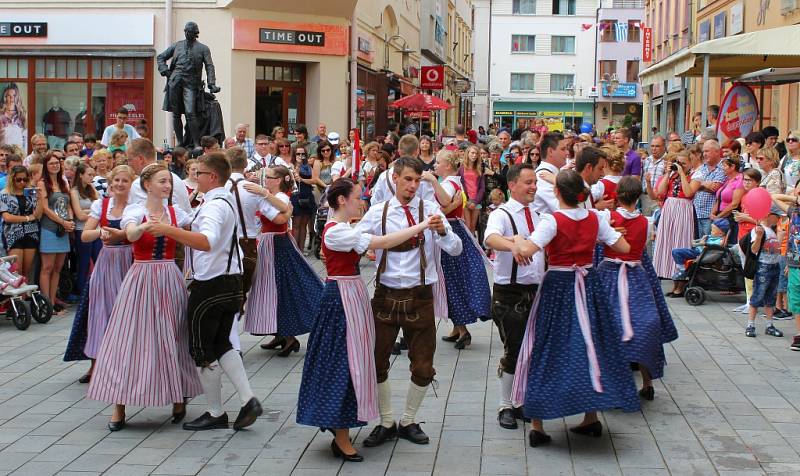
[741,187,772,220]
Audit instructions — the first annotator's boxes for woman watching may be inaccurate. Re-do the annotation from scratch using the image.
[419,135,435,171]
[292,146,317,253]
[710,157,744,243]
[39,151,75,315]
[184,159,202,208]
[460,145,485,233]
[757,147,785,194]
[0,165,43,279]
[313,140,336,191]
[781,131,800,192]
[70,163,101,298]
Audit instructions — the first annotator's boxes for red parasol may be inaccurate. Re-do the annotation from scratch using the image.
[390,93,452,111]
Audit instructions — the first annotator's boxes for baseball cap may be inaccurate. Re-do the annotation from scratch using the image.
[327,132,340,145]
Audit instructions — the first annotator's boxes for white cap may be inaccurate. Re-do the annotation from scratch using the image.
[327,132,340,144]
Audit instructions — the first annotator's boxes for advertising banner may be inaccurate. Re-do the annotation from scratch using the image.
[421,65,444,90]
[716,83,759,144]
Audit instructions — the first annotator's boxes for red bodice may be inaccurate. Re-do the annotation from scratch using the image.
[604,211,647,261]
[132,206,178,261]
[99,197,129,245]
[600,178,618,202]
[438,179,464,219]
[545,211,598,267]
[260,214,288,233]
[322,222,360,276]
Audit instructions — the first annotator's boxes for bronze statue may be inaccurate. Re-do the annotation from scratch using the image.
[157,22,220,148]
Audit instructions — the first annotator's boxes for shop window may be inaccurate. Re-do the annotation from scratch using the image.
[628,20,641,42]
[551,36,575,54]
[626,61,639,83]
[37,59,88,79]
[35,83,85,149]
[552,0,575,15]
[0,59,28,79]
[511,35,536,53]
[550,73,574,93]
[90,59,144,80]
[510,73,535,92]
[513,0,536,14]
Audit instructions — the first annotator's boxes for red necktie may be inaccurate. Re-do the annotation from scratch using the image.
[523,207,534,233]
[402,205,419,246]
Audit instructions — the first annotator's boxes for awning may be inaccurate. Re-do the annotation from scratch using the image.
[639,25,800,86]
[725,67,800,86]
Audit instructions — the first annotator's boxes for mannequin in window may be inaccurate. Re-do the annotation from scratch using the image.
[43,97,70,150]
[74,102,87,135]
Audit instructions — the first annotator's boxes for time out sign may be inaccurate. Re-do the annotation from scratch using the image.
[260,28,324,47]
[234,19,348,56]
[0,22,47,37]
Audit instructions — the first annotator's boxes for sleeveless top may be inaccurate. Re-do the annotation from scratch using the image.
[259,214,288,233]
[438,178,464,220]
[603,210,647,261]
[321,222,360,276]
[132,206,177,261]
[545,211,598,267]
[599,178,619,202]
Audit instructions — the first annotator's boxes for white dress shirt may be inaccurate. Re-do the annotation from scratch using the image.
[324,221,372,254]
[89,196,126,221]
[130,171,192,214]
[370,169,435,205]
[225,172,262,239]
[530,208,621,250]
[186,187,243,281]
[246,153,286,172]
[121,203,191,230]
[532,161,560,214]
[484,198,545,285]
[356,196,463,288]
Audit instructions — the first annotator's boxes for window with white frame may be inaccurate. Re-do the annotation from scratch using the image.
[513,0,536,14]
[551,36,575,54]
[511,35,536,52]
[510,73,536,91]
[550,74,574,92]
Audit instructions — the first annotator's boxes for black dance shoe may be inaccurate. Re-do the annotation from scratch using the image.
[363,423,397,447]
[233,398,263,430]
[331,439,364,462]
[498,409,517,429]
[528,430,551,447]
[512,406,531,422]
[398,422,429,444]
[639,386,655,401]
[78,373,91,384]
[260,337,286,350]
[182,412,229,431]
[441,333,460,342]
[108,418,126,432]
[276,340,300,357]
[569,421,603,437]
[454,332,472,350]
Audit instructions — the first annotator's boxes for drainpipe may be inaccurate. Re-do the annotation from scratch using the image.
[593,4,600,128]
[164,0,173,145]
[487,0,492,127]
[350,6,358,130]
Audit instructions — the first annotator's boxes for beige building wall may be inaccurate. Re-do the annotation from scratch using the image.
[355,0,421,75]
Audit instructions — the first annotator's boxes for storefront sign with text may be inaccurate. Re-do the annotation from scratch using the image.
[233,19,348,56]
[259,29,324,47]
[0,22,46,37]
[420,65,444,90]
[642,28,652,62]
[717,83,759,144]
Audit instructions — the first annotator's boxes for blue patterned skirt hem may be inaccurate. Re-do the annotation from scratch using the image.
[641,250,679,343]
[63,281,91,362]
[598,261,668,380]
[441,220,491,325]
[523,269,640,420]
[273,234,323,336]
[297,281,364,429]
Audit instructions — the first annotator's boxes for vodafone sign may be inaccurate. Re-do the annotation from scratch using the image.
[421,65,444,90]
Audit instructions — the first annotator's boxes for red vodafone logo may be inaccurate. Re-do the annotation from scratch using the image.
[421,65,444,90]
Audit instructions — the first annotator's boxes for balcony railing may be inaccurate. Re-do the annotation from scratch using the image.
[605,0,645,8]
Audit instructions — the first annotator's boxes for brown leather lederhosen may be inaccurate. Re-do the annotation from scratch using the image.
[372,198,437,387]
[229,177,258,311]
[491,207,539,375]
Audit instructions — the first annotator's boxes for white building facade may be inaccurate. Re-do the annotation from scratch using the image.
[486,0,599,132]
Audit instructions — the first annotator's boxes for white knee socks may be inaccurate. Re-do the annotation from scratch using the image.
[229,314,241,352]
[399,382,428,427]
[378,380,394,428]
[197,363,224,417]
[499,371,514,411]
[219,350,254,406]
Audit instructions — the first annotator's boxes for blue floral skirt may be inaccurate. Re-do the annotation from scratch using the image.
[440,220,491,325]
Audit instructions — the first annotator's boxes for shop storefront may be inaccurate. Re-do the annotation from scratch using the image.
[491,101,594,133]
[0,14,154,152]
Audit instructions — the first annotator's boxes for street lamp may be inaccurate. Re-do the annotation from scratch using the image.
[564,82,583,132]
[384,34,415,76]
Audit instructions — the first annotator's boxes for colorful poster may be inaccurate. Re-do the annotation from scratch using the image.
[105,83,145,126]
[0,82,28,154]
[716,83,759,144]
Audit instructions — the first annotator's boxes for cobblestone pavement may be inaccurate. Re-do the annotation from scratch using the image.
[1,257,800,475]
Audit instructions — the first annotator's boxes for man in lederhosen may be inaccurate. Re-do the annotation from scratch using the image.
[484,163,546,430]
[356,156,463,446]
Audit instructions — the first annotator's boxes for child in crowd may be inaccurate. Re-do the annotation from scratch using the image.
[670,218,729,295]
[487,188,505,212]
[746,208,785,338]
[82,134,97,158]
[774,212,792,319]
[108,130,128,154]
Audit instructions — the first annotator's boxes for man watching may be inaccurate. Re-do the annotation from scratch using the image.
[532,132,568,214]
[101,108,140,147]
[641,135,667,216]
[234,124,254,158]
[616,128,639,176]
[576,147,611,209]
[201,136,220,155]
[692,139,726,237]
[25,134,48,166]
[498,130,512,165]
[311,123,327,143]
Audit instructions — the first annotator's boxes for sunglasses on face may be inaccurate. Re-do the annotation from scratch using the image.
[14,177,28,183]
[296,152,307,157]
[321,148,332,153]
[788,137,799,143]
[279,144,290,148]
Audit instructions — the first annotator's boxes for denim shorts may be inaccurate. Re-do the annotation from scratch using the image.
[778,255,789,293]
[750,261,781,308]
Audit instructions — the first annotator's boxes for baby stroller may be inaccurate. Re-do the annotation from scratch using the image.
[682,242,746,306]
[312,188,330,260]
[0,256,53,330]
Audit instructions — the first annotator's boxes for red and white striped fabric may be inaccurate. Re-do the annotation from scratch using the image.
[653,197,694,279]
[84,245,133,359]
[432,245,448,319]
[87,260,202,406]
[244,233,279,334]
[329,275,379,422]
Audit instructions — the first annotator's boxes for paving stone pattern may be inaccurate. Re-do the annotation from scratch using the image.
[1,257,799,475]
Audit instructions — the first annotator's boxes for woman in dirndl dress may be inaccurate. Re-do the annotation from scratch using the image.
[64,165,135,383]
[87,163,201,431]
[297,178,432,462]
[597,177,679,402]
[244,165,324,355]
[653,152,700,284]
[424,149,491,348]
[510,170,640,448]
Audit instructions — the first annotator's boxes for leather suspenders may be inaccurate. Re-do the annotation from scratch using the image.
[498,208,519,285]
[228,178,249,242]
[188,197,242,278]
[376,198,427,287]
